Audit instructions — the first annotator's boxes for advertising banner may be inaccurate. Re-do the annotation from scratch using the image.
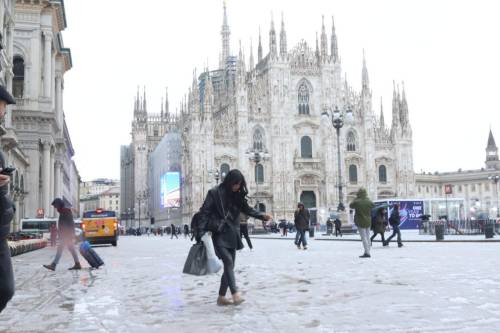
[160,172,181,208]
[388,200,423,229]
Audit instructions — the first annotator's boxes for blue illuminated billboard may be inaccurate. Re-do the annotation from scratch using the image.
[160,172,180,208]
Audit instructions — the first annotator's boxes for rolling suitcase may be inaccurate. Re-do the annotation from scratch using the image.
[79,241,104,269]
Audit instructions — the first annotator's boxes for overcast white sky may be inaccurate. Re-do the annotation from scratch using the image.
[62,0,500,181]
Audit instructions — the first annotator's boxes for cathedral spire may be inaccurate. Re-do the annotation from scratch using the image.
[391,80,400,129]
[315,32,320,62]
[165,87,169,118]
[249,37,255,70]
[362,50,369,92]
[134,86,139,115]
[258,27,263,62]
[280,12,287,58]
[220,0,231,69]
[380,97,385,128]
[269,12,277,57]
[331,16,339,63]
[142,86,147,113]
[400,82,409,127]
[320,15,328,61]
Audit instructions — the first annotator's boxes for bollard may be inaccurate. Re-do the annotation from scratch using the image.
[485,224,494,239]
[435,224,444,241]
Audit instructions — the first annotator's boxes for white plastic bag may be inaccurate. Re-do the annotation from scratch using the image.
[201,232,222,274]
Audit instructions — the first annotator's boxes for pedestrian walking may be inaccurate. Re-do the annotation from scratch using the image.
[370,207,387,245]
[334,217,342,237]
[349,188,374,258]
[197,169,271,306]
[0,85,16,313]
[294,203,310,250]
[183,224,189,238]
[43,198,82,271]
[171,223,178,239]
[239,213,253,250]
[384,204,403,247]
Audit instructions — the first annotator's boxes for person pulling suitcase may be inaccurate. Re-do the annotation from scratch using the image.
[43,198,82,271]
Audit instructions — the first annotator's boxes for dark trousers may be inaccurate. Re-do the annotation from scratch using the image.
[0,239,14,313]
[335,226,342,237]
[53,239,79,265]
[297,230,307,247]
[217,247,237,296]
[240,224,252,249]
[370,231,385,243]
[171,231,178,239]
[387,225,402,244]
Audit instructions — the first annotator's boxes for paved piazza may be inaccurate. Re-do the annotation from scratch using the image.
[1,236,499,333]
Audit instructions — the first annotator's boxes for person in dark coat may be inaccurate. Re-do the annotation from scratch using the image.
[384,204,403,247]
[183,224,189,238]
[0,85,16,313]
[370,207,387,245]
[239,213,253,250]
[43,198,81,271]
[198,169,271,306]
[171,223,178,239]
[334,217,342,237]
[294,203,310,250]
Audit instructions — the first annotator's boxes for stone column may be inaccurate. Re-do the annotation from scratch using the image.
[42,141,51,214]
[42,30,52,98]
[50,150,55,216]
[54,161,62,201]
[55,74,62,128]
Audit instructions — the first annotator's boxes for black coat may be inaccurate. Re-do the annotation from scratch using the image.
[199,186,264,250]
[294,209,310,231]
[0,151,14,240]
[389,209,400,226]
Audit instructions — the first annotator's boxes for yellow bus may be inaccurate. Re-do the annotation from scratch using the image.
[82,209,119,246]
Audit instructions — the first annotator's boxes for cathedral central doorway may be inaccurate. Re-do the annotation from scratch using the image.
[300,191,316,209]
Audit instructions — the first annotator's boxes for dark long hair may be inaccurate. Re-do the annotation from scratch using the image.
[220,169,248,206]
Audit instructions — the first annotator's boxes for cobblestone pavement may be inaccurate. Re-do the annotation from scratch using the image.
[1,236,499,333]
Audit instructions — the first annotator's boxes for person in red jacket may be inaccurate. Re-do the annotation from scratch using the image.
[43,198,81,271]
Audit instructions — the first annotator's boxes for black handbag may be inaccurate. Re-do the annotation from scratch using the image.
[205,190,231,234]
[183,243,208,276]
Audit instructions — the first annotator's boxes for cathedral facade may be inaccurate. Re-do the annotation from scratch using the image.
[180,3,415,224]
[121,88,179,227]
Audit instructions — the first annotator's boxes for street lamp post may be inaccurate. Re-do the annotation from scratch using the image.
[322,105,353,211]
[247,150,266,211]
[489,175,500,218]
[136,190,149,231]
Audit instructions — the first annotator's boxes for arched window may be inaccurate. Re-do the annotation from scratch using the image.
[378,165,387,183]
[300,136,312,158]
[255,163,264,184]
[349,165,358,184]
[220,163,230,180]
[13,55,25,98]
[253,128,264,151]
[346,131,356,152]
[297,82,310,115]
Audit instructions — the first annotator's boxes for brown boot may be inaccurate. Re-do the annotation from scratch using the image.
[216,296,233,306]
[232,292,245,306]
[68,263,82,270]
[43,263,56,271]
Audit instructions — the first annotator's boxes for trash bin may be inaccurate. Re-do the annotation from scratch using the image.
[435,224,444,241]
[485,224,494,239]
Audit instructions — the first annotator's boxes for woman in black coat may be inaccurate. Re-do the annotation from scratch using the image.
[198,169,271,306]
